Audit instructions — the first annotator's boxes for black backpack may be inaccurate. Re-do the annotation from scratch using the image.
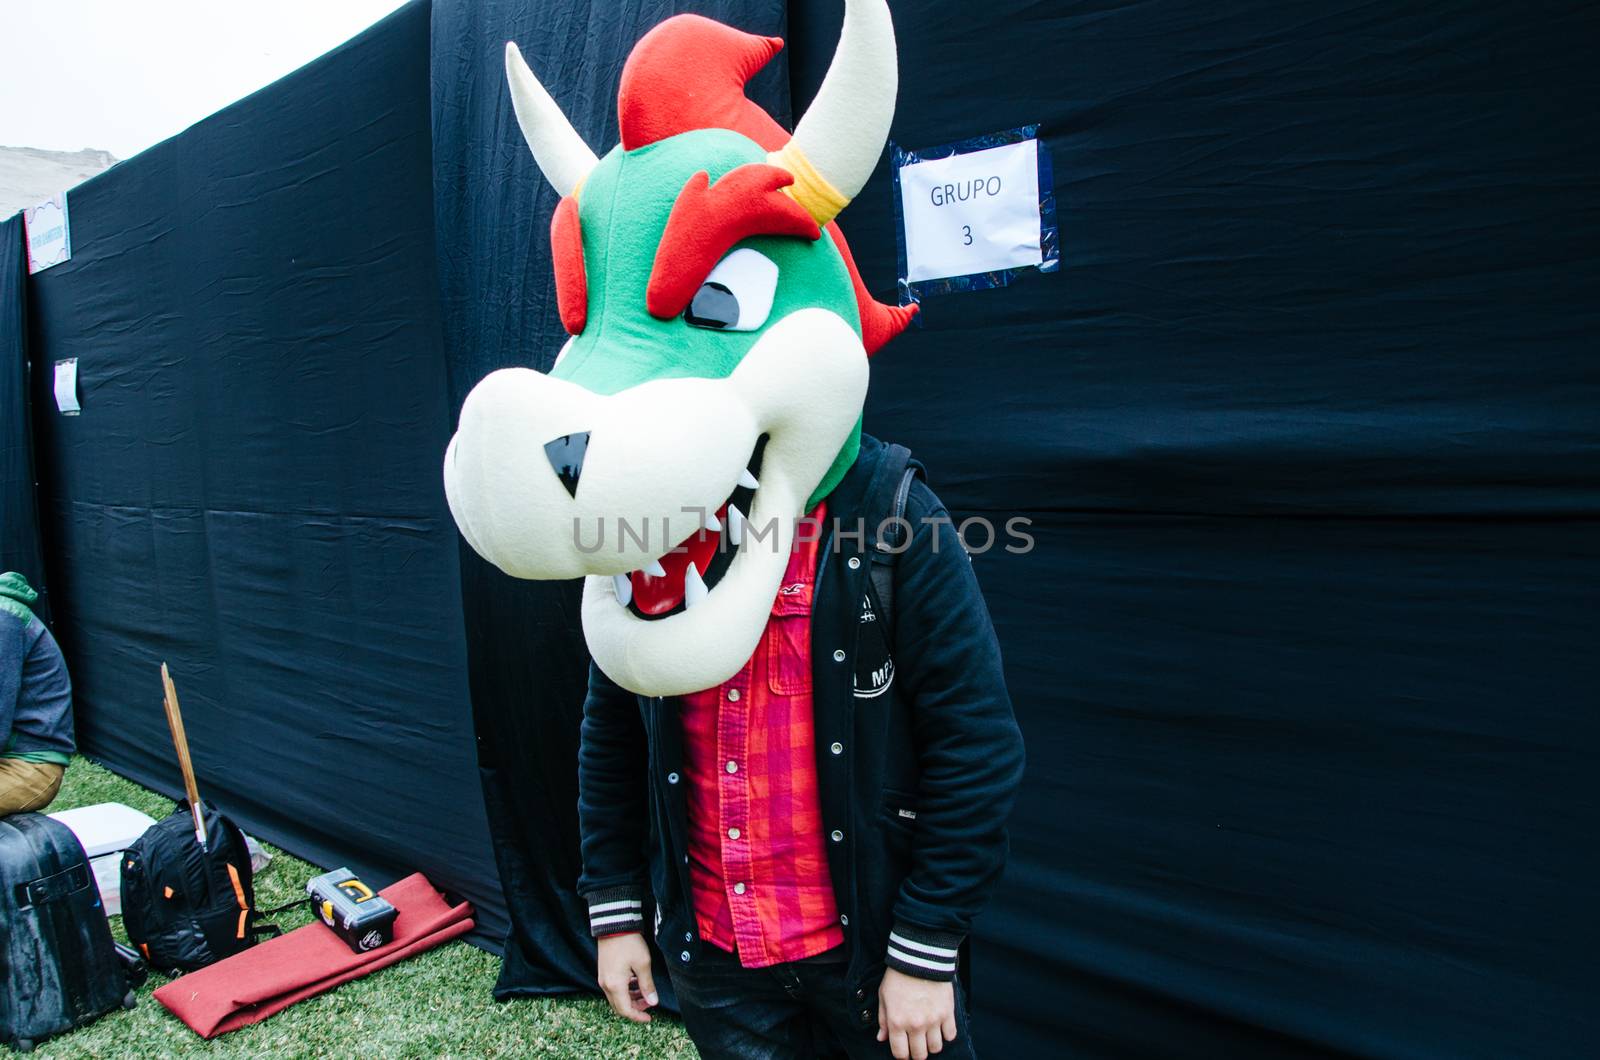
[120,803,277,974]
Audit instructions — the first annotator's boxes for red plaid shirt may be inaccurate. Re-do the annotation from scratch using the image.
[678,503,845,968]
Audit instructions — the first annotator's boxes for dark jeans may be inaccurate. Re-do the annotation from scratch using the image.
[666,944,976,1060]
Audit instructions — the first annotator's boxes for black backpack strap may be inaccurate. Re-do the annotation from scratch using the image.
[868,443,921,635]
[210,812,298,941]
[257,896,309,917]
[249,897,303,940]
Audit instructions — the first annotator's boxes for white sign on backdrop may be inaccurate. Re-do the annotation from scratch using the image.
[899,140,1041,283]
[54,359,80,415]
[892,126,1058,299]
[24,193,72,274]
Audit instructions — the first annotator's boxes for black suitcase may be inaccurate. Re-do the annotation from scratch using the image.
[0,813,135,1052]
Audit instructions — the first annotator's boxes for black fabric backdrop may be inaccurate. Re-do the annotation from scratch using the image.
[8,0,1594,1054]
[433,1,1598,1057]
[1,215,48,615]
[23,2,506,945]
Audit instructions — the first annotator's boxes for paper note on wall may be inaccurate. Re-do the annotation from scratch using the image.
[54,359,80,415]
[899,139,1042,283]
[892,126,1058,300]
[25,194,72,274]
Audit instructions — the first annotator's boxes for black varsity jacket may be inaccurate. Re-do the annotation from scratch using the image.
[575,434,1025,1010]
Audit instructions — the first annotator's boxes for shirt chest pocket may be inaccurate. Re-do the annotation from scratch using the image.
[764,581,814,697]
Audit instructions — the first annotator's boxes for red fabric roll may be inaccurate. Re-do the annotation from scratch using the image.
[154,872,475,1039]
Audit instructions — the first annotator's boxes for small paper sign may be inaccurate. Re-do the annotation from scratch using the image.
[24,194,72,275]
[892,126,1058,300]
[54,359,80,415]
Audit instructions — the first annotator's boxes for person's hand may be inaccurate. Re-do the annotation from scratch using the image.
[596,932,659,1023]
[877,968,958,1059]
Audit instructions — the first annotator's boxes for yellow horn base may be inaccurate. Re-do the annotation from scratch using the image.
[769,142,849,226]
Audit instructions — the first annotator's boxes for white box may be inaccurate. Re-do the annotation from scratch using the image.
[48,802,158,916]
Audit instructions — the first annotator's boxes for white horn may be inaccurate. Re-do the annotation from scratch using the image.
[505,41,598,197]
[786,0,898,206]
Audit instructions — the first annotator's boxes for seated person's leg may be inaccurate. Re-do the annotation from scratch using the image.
[0,756,65,815]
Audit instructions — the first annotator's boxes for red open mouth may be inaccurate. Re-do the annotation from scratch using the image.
[629,503,728,615]
[615,436,766,620]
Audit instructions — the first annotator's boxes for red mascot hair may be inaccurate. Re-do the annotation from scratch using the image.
[616,15,915,354]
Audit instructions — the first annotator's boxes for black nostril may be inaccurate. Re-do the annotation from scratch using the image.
[544,431,590,498]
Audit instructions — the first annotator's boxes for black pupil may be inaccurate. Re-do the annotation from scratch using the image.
[685,281,739,329]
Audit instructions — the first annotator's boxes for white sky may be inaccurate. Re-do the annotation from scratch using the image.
[1,0,411,160]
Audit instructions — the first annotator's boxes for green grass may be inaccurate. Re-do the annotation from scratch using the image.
[32,757,695,1059]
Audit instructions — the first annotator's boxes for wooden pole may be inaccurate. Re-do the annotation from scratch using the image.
[160,662,208,846]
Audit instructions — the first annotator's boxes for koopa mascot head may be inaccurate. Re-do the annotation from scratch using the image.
[444,0,915,697]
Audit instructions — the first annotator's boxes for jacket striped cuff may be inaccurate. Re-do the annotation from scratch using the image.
[585,885,646,938]
[885,922,963,981]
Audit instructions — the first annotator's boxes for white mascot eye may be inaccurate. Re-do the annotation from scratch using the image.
[684,248,778,332]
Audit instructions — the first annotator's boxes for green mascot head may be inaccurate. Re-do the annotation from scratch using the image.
[445,0,914,696]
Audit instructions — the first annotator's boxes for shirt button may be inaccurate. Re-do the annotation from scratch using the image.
[684,931,693,942]
[726,760,739,774]
[830,742,843,755]
[733,882,746,895]
[848,556,861,570]
[727,688,741,702]
[667,772,680,784]
[832,649,846,663]
[830,829,844,842]
[727,827,741,840]
[839,914,849,926]
[681,950,692,963]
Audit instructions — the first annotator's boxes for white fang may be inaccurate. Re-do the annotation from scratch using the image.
[684,564,709,608]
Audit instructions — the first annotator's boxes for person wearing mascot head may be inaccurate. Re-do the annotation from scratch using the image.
[444,2,1024,1056]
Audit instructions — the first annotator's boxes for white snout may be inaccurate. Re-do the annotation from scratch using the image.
[446,367,759,579]
[445,307,869,695]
